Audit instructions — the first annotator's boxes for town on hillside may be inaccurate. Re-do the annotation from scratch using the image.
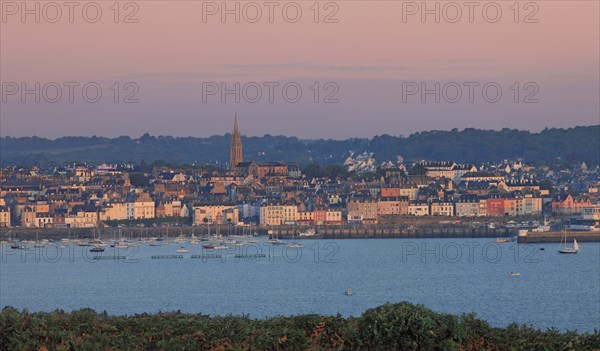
[1,118,599,234]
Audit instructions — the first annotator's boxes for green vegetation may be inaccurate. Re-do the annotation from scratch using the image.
[1,302,598,351]
[2,126,598,166]
[303,164,351,179]
[128,172,150,188]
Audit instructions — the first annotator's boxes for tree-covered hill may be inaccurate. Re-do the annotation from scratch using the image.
[1,125,598,166]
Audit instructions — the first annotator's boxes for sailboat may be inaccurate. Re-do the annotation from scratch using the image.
[33,231,46,248]
[558,231,580,254]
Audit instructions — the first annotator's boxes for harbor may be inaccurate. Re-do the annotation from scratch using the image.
[1,237,599,332]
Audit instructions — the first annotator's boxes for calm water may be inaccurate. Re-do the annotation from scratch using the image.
[1,238,599,332]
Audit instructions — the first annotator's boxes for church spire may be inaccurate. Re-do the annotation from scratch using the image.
[233,113,239,136]
[233,112,240,135]
[230,114,243,171]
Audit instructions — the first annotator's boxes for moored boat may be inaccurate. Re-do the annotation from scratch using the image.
[559,230,580,254]
[299,228,317,238]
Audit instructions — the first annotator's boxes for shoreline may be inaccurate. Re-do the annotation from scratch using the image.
[3,226,600,242]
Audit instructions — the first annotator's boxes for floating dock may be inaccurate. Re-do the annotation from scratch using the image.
[151,255,184,259]
[234,254,268,259]
[190,254,222,259]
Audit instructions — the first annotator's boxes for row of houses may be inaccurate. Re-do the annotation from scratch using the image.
[1,194,188,228]
[1,186,595,228]
[1,159,598,228]
[346,194,544,223]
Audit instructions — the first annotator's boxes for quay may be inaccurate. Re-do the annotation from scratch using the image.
[271,225,510,240]
[517,231,600,243]
[0,224,511,241]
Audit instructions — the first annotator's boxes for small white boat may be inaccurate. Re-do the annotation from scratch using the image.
[90,240,106,247]
[189,240,199,245]
[112,242,129,249]
[344,288,353,296]
[299,228,317,237]
[559,231,580,254]
[287,242,304,249]
[510,272,521,277]
[10,242,26,250]
[176,246,191,253]
[267,239,286,245]
[174,236,186,244]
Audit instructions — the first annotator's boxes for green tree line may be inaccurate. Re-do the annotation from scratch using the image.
[1,126,598,166]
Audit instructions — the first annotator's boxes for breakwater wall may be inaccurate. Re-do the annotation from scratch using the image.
[0,226,267,241]
[0,225,511,240]
[517,231,600,243]
[270,226,510,239]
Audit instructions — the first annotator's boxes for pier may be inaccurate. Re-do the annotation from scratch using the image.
[0,223,514,242]
[270,225,510,240]
[517,231,600,243]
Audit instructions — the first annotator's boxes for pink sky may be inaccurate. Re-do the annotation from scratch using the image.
[1,1,598,139]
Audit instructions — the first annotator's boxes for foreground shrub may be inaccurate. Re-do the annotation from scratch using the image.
[0,303,598,351]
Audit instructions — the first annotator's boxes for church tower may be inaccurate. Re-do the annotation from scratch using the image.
[230,114,243,171]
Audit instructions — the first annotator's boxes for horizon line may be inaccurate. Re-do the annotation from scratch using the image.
[1,124,598,141]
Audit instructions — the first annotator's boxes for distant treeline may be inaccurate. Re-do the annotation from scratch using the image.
[1,125,598,166]
[1,302,598,351]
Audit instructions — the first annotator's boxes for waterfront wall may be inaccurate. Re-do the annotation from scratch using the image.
[0,225,511,240]
[270,225,509,239]
[517,231,600,243]
[0,226,266,241]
